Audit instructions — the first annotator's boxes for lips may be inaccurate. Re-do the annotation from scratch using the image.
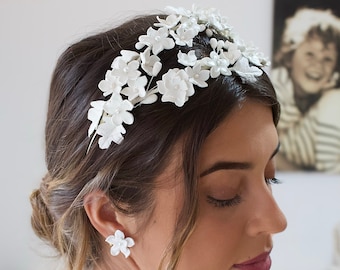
[306,72,322,81]
[233,252,271,270]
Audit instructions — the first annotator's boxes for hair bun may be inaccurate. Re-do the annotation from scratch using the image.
[30,183,55,245]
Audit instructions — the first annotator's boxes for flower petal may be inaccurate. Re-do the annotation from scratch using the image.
[87,101,105,136]
[110,246,121,256]
[121,247,131,258]
[125,237,135,248]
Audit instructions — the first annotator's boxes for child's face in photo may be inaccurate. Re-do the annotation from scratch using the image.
[290,37,337,94]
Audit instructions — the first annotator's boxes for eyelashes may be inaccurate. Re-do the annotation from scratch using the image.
[265,177,281,185]
[206,194,242,208]
[207,177,281,208]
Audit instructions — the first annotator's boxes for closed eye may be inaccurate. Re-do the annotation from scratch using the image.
[206,194,242,208]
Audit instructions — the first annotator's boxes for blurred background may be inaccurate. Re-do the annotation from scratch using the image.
[1,0,339,269]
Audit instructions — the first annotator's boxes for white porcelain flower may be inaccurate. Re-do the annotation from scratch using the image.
[165,6,192,17]
[231,57,263,82]
[98,70,124,96]
[103,95,134,125]
[190,5,211,21]
[186,64,210,87]
[180,16,205,34]
[177,50,197,66]
[157,68,195,107]
[136,27,175,55]
[111,58,141,85]
[222,40,242,65]
[97,118,126,148]
[170,26,196,46]
[155,14,181,28]
[121,76,148,101]
[140,48,162,76]
[105,230,135,258]
[204,51,231,78]
[120,50,139,62]
[208,11,231,31]
[242,48,270,67]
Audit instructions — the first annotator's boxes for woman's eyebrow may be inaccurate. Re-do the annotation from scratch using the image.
[199,142,280,178]
[199,161,252,177]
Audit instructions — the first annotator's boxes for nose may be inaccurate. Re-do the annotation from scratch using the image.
[309,56,324,73]
[245,184,287,237]
[312,57,322,68]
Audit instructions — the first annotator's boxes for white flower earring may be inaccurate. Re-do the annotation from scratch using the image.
[105,230,135,258]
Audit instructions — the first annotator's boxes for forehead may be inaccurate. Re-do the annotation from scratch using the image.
[299,37,337,55]
[198,100,277,169]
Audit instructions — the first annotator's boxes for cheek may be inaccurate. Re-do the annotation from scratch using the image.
[177,204,247,269]
[290,59,304,79]
[133,186,183,269]
[324,63,336,76]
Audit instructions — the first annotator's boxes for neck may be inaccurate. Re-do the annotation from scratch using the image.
[292,83,321,114]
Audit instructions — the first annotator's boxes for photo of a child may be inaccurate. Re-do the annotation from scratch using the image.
[272,0,340,172]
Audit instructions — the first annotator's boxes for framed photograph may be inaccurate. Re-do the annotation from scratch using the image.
[271,0,340,173]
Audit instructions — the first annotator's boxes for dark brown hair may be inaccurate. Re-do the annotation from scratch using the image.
[30,14,280,270]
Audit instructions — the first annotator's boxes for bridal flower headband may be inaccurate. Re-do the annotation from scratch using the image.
[88,5,270,149]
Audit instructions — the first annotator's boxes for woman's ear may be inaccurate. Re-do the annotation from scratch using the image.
[83,191,124,238]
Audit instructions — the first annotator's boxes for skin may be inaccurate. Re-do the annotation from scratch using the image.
[85,100,287,270]
[290,37,337,96]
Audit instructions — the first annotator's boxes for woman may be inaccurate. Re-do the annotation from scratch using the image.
[271,8,340,172]
[30,6,287,270]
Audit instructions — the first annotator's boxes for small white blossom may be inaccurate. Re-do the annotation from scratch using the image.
[121,76,148,101]
[105,230,135,258]
[231,57,263,82]
[103,94,134,125]
[204,51,231,78]
[208,12,231,31]
[136,27,175,55]
[191,5,213,22]
[111,58,141,85]
[177,50,197,66]
[186,64,210,87]
[120,50,139,62]
[155,14,181,28]
[165,6,192,17]
[140,48,162,76]
[170,26,196,46]
[180,16,205,34]
[222,40,242,65]
[243,47,270,67]
[98,70,124,96]
[97,119,126,148]
[157,68,195,107]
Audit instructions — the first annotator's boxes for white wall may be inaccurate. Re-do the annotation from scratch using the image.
[1,0,338,269]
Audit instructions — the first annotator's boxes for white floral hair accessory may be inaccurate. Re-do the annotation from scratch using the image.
[88,5,270,149]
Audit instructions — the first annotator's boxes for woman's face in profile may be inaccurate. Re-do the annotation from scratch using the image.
[290,37,337,94]
[130,100,287,270]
